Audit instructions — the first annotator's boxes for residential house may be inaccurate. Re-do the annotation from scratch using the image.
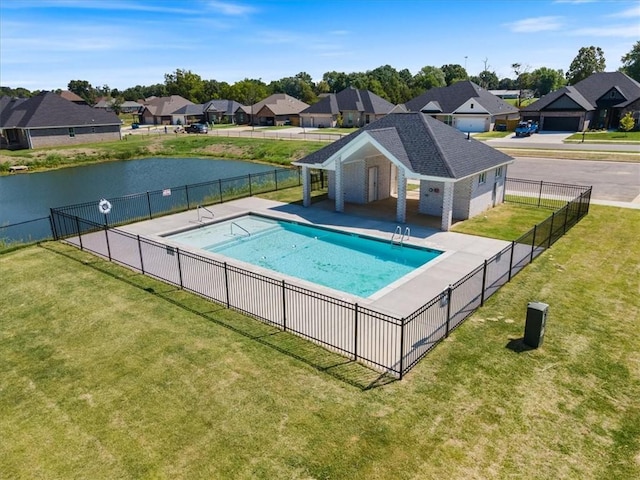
[0,91,121,150]
[404,81,520,132]
[171,103,207,126]
[250,94,309,126]
[521,71,640,131]
[293,112,513,231]
[204,99,247,124]
[58,90,89,105]
[299,87,396,128]
[94,98,143,114]
[139,95,194,125]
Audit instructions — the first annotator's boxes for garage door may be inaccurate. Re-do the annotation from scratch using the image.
[455,116,486,132]
[542,116,580,131]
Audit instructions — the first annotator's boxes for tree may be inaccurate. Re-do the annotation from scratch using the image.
[229,78,269,106]
[620,41,640,82]
[498,78,517,90]
[529,67,566,96]
[440,64,468,86]
[412,66,446,93]
[67,80,96,104]
[322,71,351,93]
[566,46,606,85]
[164,69,206,103]
[471,70,499,89]
[618,112,635,136]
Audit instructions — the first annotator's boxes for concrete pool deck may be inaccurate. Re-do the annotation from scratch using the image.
[120,197,510,318]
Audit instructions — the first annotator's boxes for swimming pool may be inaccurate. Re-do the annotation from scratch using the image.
[165,214,442,298]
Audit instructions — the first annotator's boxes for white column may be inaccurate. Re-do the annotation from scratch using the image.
[335,156,344,213]
[396,168,406,223]
[441,181,454,231]
[301,166,311,207]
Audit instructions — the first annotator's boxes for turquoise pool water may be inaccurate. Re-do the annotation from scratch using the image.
[166,215,442,297]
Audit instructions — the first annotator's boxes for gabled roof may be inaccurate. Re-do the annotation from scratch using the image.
[172,103,205,115]
[142,95,193,116]
[301,87,395,115]
[404,81,518,116]
[0,92,121,128]
[250,93,309,115]
[204,99,246,115]
[522,71,640,112]
[294,112,513,180]
[58,90,86,103]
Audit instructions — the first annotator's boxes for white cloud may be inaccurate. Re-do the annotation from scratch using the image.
[607,5,640,18]
[206,1,256,16]
[506,16,564,33]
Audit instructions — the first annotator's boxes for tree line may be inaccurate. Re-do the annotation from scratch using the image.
[2,43,639,109]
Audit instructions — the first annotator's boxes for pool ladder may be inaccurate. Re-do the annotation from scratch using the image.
[196,205,214,223]
[391,226,410,246]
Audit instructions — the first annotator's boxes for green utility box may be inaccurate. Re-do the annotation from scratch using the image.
[524,302,549,348]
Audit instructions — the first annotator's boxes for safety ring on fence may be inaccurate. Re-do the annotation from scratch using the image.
[98,198,112,215]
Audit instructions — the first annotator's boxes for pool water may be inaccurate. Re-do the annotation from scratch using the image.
[166,215,442,298]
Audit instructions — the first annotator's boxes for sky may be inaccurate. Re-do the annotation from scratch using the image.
[1,0,638,92]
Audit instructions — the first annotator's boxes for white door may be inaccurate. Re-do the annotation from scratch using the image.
[456,116,486,132]
[368,167,378,202]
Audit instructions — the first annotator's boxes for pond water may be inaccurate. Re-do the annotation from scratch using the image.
[0,157,285,226]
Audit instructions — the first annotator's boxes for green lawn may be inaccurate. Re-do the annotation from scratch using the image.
[565,131,640,142]
[472,131,512,140]
[1,204,639,478]
[311,127,359,135]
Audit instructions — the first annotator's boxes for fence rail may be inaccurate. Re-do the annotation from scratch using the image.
[50,179,592,379]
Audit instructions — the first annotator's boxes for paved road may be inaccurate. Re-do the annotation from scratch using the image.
[508,157,640,203]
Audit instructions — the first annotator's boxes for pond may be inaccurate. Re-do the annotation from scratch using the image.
[0,157,293,242]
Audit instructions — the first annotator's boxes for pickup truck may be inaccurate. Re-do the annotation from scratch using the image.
[515,121,539,137]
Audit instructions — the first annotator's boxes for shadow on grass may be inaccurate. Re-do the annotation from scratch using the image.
[505,337,536,353]
[41,242,396,390]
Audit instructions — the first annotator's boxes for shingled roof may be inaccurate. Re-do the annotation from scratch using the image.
[142,95,194,116]
[0,91,121,128]
[522,71,640,112]
[251,93,309,115]
[301,87,395,115]
[294,112,513,180]
[204,99,246,115]
[404,81,518,116]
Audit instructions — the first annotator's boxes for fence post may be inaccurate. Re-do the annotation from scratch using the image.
[248,174,252,196]
[224,262,230,308]
[218,179,223,204]
[538,180,544,208]
[480,259,488,306]
[48,213,57,241]
[563,204,570,234]
[274,169,278,191]
[530,224,537,263]
[176,248,183,289]
[445,286,452,338]
[354,303,359,361]
[104,224,112,261]
[508,240,515,281]
[75,216,83,250]
[185,185,190,210]
[282,280,287,331]
[147,192,152,219]
[137,235,145,274]
[399,318,405,380]
[547,212,555,248]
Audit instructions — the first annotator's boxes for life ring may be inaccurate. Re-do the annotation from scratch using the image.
[98,199,112,215]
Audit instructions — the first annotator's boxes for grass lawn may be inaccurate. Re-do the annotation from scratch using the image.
[312,127,359,135]
[452,203,551,240]
[1,204,639,479]
[565,131,640,143]
[473,131,512,140]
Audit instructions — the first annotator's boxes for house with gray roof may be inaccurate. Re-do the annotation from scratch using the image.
[139,95,194,125]
[0,91,121,150]
[293,112,513,231]
[299,87,396,128]
[204,99,247,124]
[404,81,519,133]
[521,71,640,131]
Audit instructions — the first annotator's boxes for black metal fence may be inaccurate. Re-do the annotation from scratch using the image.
[0,216,53,247]
[49,179,592,379]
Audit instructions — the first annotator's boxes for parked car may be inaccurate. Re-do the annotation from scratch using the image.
[131,123,139,129]
[515,121,538,137]
[186,123,208,134]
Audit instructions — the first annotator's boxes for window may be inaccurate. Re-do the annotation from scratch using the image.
[479,172,486,184]
[495,166,503,178]
[470,103,474,109]
[68,127,75,138]
[610,90,616,98]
